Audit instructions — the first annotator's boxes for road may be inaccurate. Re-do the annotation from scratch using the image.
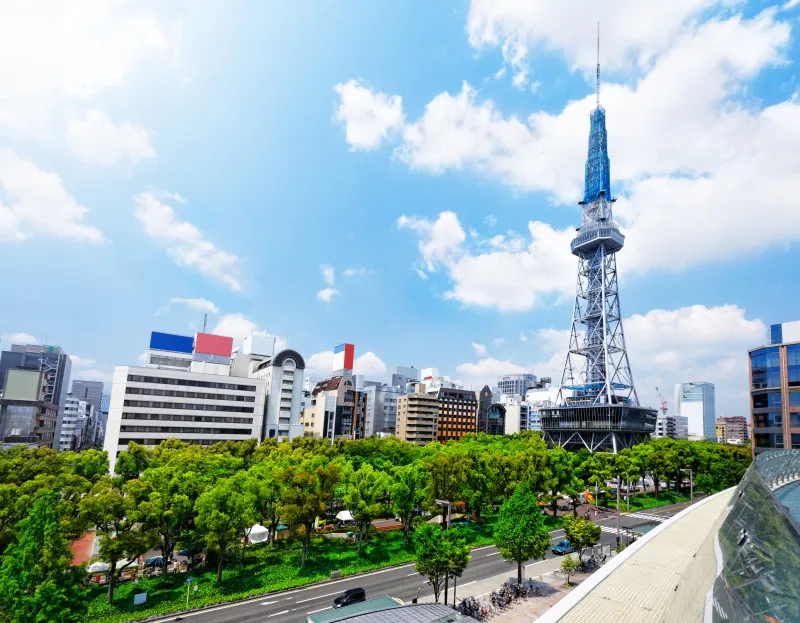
[160,500,696,623]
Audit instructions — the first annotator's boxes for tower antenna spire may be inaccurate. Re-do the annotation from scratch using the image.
[596,22,600,107]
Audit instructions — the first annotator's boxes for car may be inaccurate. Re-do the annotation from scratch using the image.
[333,588,366,608]
[552,539,575,555]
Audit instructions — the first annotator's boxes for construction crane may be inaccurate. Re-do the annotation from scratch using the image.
[655,387,668,415]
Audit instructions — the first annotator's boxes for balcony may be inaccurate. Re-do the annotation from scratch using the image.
[570,223,625,256]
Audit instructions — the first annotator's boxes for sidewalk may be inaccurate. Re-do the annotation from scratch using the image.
[420,553,606,620]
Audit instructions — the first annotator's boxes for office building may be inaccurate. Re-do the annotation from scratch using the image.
[60,394,81,451]
[750,322,800,454]
[70,380,104,411]
[475,385,492,433]
[396,384,438,445]
[715,416,748,444]
[654,414,689,440]
[362,383,402,436]
[485,403,506,435]
[499,394,532,435]
[435,387,477,443]
[304,376,366,440]
[0,368,58,449]
[104,331,311,472]
[674,382,716,440]
[390,365,419,390]
[497,373,537,398]
[540,73,656,451]
[0,344,72,450]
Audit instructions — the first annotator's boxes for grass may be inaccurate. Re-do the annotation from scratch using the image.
[623,490,691,512]
[87,511,545,623]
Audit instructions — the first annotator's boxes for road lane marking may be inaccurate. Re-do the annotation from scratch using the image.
[306,606,332,615]
[472,545,495,552]
[408,572,418,576]
[296,590,343,604]
[485,552,500,556]
[267,611,289,618]
[260,600,278,605]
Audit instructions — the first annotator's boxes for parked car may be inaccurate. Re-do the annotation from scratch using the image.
[552,539,575,555]
[333,588,366,608]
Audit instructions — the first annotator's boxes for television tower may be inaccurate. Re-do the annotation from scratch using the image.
[541,27,656,452]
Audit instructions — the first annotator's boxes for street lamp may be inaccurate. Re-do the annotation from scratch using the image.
[679,468,693,502]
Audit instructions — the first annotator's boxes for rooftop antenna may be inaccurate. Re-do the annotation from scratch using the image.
[202,313,207,333]
[596,22,600,108]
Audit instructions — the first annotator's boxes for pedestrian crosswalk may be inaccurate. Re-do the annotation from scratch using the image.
[599,525,635,537]
[627,512,666,523]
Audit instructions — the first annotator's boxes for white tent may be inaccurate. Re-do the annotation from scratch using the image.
[336,510,355,522]
[88,562,109,573]
[248,524,269,543]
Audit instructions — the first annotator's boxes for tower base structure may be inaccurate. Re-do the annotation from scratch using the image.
[540,404,657,452]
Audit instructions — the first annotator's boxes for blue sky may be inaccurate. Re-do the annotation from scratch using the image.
[1,0,799,416]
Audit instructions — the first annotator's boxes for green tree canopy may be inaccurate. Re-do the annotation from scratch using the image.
[494,481,551,584]
[341,463,390,555]
[390,463,427,547]
[563,515,601,562]
[413,523,470,603]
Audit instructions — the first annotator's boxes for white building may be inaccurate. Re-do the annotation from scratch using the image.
[59,394,81,451]
[498,373,537,397]
[362,383,402,436]
[390,365,419,390]
[675,382,715,440]
[243,350,306,440]
[654,414,689,440]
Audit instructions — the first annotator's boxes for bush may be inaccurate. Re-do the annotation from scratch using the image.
[625,491,689,512]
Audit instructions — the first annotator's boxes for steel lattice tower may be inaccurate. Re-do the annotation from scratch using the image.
[541,33,656,452]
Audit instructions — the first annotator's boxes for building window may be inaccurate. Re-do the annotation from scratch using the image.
[753,392,782,409]
[754,413,782,429]
[791,412,800,428]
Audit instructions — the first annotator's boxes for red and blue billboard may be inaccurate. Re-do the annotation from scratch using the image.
[194,333,233,357]
[149,332,194,354]
[333,343,354,372]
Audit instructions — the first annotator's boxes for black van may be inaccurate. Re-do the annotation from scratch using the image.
[333,588,366,608]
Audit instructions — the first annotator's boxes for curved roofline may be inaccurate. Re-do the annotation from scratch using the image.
[272,349,306,369]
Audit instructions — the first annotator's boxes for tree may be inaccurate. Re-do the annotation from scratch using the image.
[560,554,580,587]
[413,524,471,603]
[113,441,150,483]
[0,491,87,622]
[278,461,340,566]
[460,450,497,524]
[79,478,155,602]
[494,481,551,584]
[563,515,601,563]
[194,478,255,584]
[544,447,582,516]
[426,453,469,507]
[342,463,390,555]
[243,461,283,544]
[390,463,427,547]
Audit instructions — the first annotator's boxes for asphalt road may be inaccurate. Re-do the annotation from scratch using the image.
[162,500,696,623]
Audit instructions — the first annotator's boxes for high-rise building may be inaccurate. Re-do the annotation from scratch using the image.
[497,374,537,398]
[435,387,477,444]
[60,394,81,451]
[0,344,72,450]
[475,385,493,433]
[0,368,58,449]
[750,323,800,454]
[362,383,402,436]
[396,384,438,445]
[540,57,656,451]
[675,382,716,440]
[70,380,104,412]
[104,331,307,472]
[654,414,689,440]
[303,376,366,440]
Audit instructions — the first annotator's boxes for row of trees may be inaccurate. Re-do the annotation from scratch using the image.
[0,433,751,620]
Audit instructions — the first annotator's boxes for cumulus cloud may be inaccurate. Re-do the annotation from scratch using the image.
[134,192,242,291]
[472,342,488,356]
[167,298,219,314]
[334,79,404,150]
[211,313,286,352]
[66,109,155,167]
[0,148,104,243]
[321,264,335,286]
[1,332,39,346]
[307,349,388,378]
[70,355,97,368]
[317,288,340,303]
[343,267,370,277]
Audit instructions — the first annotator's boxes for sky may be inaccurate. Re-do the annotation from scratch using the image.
[1,0,800,417]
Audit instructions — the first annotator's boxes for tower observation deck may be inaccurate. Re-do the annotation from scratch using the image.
[541,37,656,452]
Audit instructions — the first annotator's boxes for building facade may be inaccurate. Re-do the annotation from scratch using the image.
[0,368,58,449]
[497,374,537,398]
[475,385,492,433]
[654,414,689,440]
[60,394,81,451]
[304,376,366,440]
[675,382,716,440]
[435,387,477,443]
[390,365,419,390]
[716,416,748,444]
[70,380,104,412]
[750,323,800,454]
[396,384,438,445]
[362,383,401,436]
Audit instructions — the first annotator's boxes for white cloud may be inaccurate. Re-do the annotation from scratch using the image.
[472,342,488,356]
[66,109,155,167]
[317,288,340,303]
[519,332,529,343]
[70,355,97,368]
[349,11,800,301]
[782,0,800,10]
[321,264,335,286]
[0,148,105,243]
[72,369,112,384]
[493,337,505,346]
[134,192,242,291]
[398,211,575,311]
[211,313,286,352]
[0,1,172,139]
[455,304,766,415]
[1,332,39,346]
[307,350,388,378]
[168,297,219,314]
[334,79,404,150]
[343,267,370,277]
[484,215,497,228]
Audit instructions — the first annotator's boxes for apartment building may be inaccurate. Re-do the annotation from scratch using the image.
[435,387,477,443]
[396,384,438,445]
